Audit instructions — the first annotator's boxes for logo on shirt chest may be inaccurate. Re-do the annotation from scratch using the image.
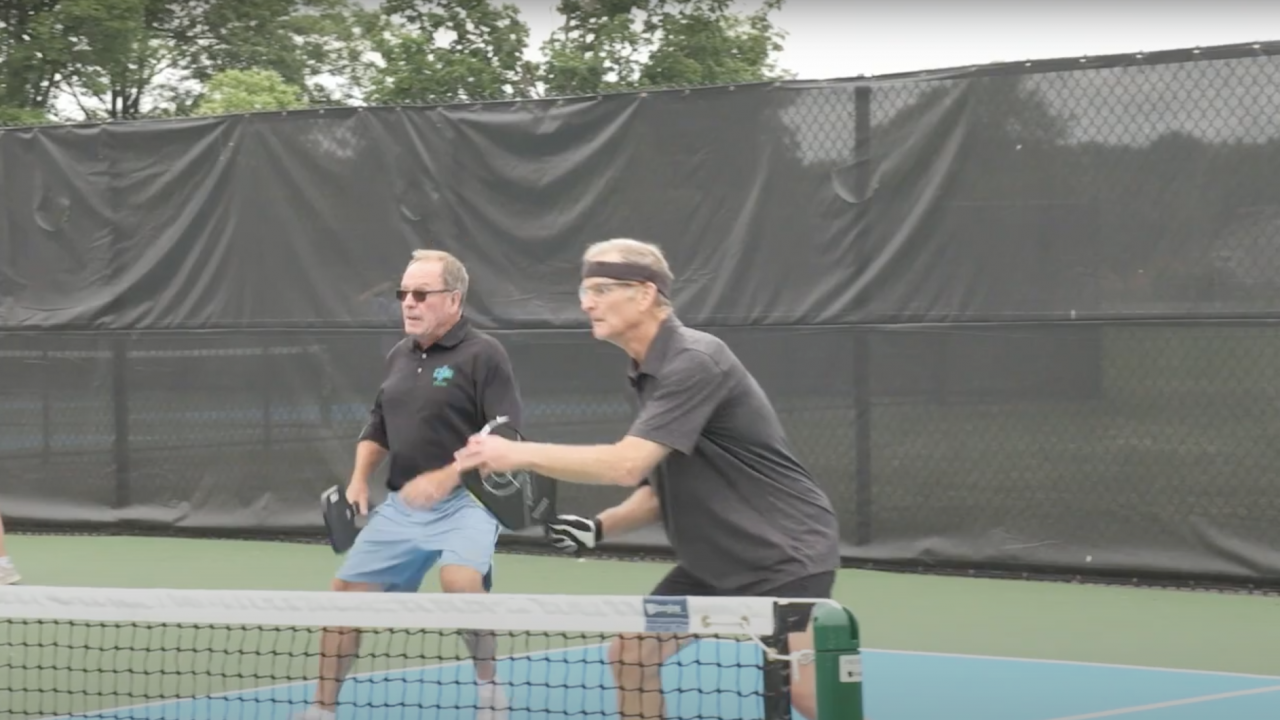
[431,365,454,387]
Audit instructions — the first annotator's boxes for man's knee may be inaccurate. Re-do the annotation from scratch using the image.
[439,564,488,593]
[608,633,684,685]
[331,577,382,593]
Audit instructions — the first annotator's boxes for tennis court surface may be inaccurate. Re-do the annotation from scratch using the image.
[3,536,1278,720]
[1,584,852,720]
[5,586,1279,720]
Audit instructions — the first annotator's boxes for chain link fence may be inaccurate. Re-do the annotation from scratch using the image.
[6,41,1280,588]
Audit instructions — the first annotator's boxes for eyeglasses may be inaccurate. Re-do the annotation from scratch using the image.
[396,288,454,302]
[578,282,638,300]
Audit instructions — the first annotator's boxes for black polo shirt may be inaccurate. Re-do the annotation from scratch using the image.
[625,316,841,594]
[358,317,523,492]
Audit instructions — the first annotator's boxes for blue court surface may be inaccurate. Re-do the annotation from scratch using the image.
[37,642,1280,720]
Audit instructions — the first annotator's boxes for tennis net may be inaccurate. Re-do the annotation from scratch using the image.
[0,584,861,720]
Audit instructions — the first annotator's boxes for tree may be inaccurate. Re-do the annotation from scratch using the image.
[0,105,49,127]
[50,0,174,120]
[192,68,308,115]
[1,0,67,114]
[354,0,790,105]
[360,0,539,105]
[0,0,366,121]
[174,0,369,104]
[1,0,792,121]
[538,0,648,97]
[539,0,789,98]
[639,0,788,88]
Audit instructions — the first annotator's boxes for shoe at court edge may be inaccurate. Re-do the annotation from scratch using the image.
[289,706,335,720]
[0,563,20,586]
[476,679,510,720]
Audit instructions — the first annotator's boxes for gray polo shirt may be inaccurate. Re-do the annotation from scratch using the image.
[626,316,841,593]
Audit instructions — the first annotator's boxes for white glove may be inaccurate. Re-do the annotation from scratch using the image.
[545,514,602,554]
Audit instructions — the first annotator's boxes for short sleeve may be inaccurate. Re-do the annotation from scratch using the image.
[477,339,524,431]
[357,388,389,449]
[357,339,403,449]
[626,350,729,455]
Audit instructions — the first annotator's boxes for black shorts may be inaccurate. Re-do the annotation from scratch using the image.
[649,565,836,631]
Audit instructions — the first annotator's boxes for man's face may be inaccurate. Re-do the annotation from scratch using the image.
[398,261,458,340]
[579,270,648,343]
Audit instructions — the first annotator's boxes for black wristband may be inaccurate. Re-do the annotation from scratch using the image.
[593,515,604,542]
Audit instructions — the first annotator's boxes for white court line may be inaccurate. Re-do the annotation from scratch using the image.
[1043,684,1280,720]
[25,644,1279,719]
[866,648,1280,681]
[32,642,613,720]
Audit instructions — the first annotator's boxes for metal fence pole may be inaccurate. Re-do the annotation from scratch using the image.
[111,335,131,509]
[852,83,874,546]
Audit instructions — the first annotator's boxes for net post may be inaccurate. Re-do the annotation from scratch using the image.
[812,602,863,720]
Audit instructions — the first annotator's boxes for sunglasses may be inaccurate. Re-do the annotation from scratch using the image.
[396,288,454,302]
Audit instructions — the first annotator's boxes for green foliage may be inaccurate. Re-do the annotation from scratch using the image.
[363,0,539,105]
[538,0,649,96]
[0,0,791,122]
[0,105,50,127]
[192,68,308,115]
[0,0,366,121]
[638,0,789,88]
[539,0,789,97]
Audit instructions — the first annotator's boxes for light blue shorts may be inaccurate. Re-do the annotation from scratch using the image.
[335,489,501,593]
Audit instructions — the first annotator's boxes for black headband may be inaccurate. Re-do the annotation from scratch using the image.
[582,261,671,297]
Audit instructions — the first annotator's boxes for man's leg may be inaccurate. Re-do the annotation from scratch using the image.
[787,624,819,720]
[438,564,499,680]
[310,577,381,713]
[607,565,710,720]
[0,511,18,585]
[297,496,435,719]
[437,499,507,719]
[608,631,694,720]
[758,570,839,720]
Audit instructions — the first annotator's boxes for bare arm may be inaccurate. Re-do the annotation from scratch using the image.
[510,436,671,487]
[477,350,728,487]
[597,485,661,540]
[353,387,390,488]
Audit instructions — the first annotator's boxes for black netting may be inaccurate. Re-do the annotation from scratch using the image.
[7,43,1280,587]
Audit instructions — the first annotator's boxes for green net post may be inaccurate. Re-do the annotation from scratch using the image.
[812,602,863,720]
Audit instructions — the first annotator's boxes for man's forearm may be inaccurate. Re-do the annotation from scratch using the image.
[597,486,661,540]
[518,442,644,486]
[422,462,462,491]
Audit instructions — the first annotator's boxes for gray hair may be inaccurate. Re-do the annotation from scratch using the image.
[582,238,674,307]
[409,249,469,302]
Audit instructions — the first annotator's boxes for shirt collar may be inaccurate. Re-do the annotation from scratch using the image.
[629,315,682,382]
[411,315,470,353]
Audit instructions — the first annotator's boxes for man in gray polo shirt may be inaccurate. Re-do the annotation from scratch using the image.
[454,238,840,720]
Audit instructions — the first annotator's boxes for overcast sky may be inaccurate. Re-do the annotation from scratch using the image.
[356,0,1280,80]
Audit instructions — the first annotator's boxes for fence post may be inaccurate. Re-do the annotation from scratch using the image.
[111,335,131,509]
[813,602,863,719]
[851,83,874,546]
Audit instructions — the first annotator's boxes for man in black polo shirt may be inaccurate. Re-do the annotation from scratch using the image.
[454,239,841,720]
[293,250,523,720]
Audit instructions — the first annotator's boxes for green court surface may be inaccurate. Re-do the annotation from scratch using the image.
[7,533,1279,676]
[6,534,1280,720]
